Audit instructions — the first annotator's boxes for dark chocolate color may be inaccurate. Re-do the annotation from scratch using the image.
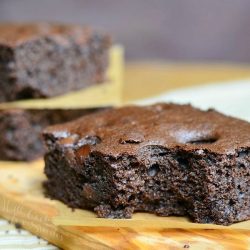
[0,108,102,161]
[43,103,250,225]
[0,23,111,102]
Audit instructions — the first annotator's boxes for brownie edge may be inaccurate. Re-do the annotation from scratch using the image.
[43,103,250,225]
[0,108,103,161]
[0,23,111,102]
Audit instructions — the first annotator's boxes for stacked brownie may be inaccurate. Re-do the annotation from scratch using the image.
[0,22,111,161]
[0,108,104,161]
[0,23,111,102]
[43,103,250,225]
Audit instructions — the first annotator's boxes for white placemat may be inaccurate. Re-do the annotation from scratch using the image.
[135,79,250,122]
[0,219,58,250]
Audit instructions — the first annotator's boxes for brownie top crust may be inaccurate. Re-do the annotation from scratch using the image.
[43,103,250,156]
[0,23,111,47]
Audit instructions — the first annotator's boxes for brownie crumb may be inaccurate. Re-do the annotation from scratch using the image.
[43,103,250,225]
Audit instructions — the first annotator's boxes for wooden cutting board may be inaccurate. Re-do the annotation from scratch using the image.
[0,160,250,250]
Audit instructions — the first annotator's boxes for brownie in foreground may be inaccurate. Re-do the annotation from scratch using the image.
[43,103,250,225]
[0,23,111,102]
[0,108,102,161]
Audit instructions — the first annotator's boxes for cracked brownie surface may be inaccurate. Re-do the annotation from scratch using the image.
[43,103,250,225]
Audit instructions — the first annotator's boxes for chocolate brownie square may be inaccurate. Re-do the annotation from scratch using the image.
[0,23,111,102]
[43,103,250,225]
[0,108,103,161]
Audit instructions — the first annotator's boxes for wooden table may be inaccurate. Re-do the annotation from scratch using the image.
[123,62,250,102]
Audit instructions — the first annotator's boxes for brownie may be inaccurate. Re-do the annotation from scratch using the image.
[0,23,111,102]
[0,108,103,161]
[43,103,250,225]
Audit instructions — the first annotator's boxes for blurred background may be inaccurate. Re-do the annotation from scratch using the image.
[1,0,250,62]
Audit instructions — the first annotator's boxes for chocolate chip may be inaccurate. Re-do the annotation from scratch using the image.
[75,144,91,158]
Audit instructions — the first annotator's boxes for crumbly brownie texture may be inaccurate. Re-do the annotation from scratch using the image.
[0,23,111,102]
[0,108,102,161]
[43,103,250,225]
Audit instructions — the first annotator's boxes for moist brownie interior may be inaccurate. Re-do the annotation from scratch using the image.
[43,103,250,225]
[0,23,111,102]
